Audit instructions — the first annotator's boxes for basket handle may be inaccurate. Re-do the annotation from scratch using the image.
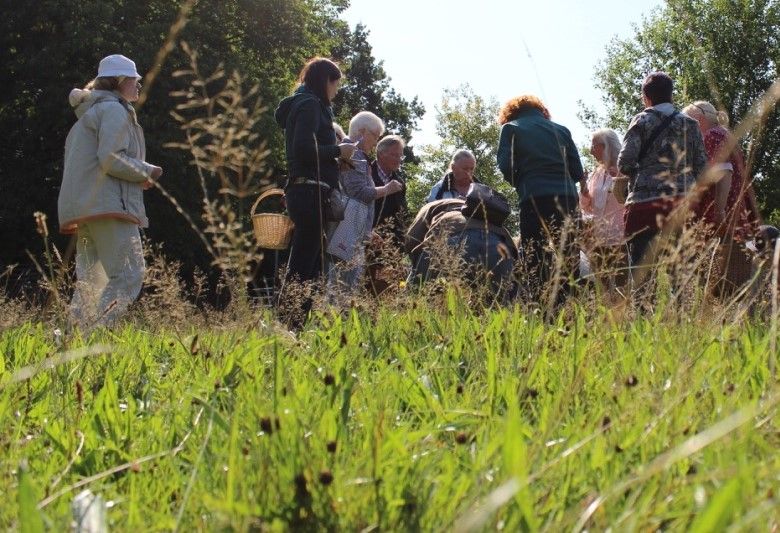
[250,188,285,216]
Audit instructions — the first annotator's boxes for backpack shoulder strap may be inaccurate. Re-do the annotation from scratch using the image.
[638,111,678,163]
[435,178,448,200]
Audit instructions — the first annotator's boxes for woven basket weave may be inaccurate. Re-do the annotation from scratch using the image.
[611,176,629,204]
[251,188,294,250]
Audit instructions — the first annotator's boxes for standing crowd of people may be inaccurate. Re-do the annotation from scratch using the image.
[58,54,771,331]
[271,60,765,328]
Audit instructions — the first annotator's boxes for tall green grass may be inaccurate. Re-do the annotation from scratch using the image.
[1,299,778,531]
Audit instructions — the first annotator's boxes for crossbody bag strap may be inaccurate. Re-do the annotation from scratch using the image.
[637,111,678,163]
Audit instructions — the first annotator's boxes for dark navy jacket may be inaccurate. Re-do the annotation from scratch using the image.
[274,86,340,187]
[370,160,408,244]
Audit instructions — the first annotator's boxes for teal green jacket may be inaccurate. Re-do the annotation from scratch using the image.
[497,108,583,204]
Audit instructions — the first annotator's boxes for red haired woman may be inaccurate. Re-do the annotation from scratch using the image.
[497,95,585,306]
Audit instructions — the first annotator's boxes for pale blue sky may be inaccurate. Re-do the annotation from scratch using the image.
[343,0,664,147]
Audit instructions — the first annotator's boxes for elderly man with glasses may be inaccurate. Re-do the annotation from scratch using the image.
[366,134,409,295]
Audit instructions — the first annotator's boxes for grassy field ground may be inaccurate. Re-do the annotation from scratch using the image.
[1,295,779,531]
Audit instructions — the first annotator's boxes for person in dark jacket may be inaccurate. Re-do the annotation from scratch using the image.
[366,135,408,295]
[426,149,478,202]
[497,94,585,307]
[370,135,408,242]
[617,72,707,274]
[274,57,355,328]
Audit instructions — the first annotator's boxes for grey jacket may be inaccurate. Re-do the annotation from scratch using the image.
[58,89,154,232]
[339,146,375,238]
[617,103,707,205]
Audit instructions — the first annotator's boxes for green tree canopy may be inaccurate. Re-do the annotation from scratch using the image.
[0,0,423,284]
[406,85,516,213]
[587,0,780,220]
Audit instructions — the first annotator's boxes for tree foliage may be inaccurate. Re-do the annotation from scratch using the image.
[406,85,516,213]
[0,0,423,283]
[588,0,780,219]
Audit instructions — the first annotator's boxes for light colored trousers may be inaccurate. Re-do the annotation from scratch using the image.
[70,218,145,328]
[326,245,366,306]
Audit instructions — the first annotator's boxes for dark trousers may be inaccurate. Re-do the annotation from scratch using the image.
[627,229,656,270]
[278,183,326,327]
[519,195,579,305]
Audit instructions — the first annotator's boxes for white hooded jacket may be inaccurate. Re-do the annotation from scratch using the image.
[58,89,154,233]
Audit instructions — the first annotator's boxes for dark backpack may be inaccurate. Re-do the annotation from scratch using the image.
[461,183,511,226]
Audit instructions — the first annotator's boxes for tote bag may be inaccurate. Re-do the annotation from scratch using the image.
[326,198,371,261]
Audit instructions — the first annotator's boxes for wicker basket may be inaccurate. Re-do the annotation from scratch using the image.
[611,176,629,204]
[251,188,294,250]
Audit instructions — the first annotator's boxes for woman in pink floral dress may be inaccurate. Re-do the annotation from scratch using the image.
[580,128,628,288]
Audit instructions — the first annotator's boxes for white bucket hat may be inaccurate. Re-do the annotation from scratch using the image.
[97,54,141,79]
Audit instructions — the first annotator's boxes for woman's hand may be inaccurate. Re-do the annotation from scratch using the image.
[143,166,163,189]
[579,177,590,198]
[339,142,356,160]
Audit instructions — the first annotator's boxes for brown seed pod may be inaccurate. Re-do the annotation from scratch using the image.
[323,374,336,386]
[75,381,83,410]
[260,417,274,435]
[326,441,337,453]
[524,388,539,400]
[318,470,334,485]
[455,432,469,444]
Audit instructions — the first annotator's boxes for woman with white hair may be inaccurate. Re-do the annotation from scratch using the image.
[682,100,762,295]
[326,111,403,300]
[682,101,760,237]
[426,149,477,202]
[580,128,628,287]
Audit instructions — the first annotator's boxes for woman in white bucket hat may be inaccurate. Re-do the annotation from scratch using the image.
[58,54,163,329]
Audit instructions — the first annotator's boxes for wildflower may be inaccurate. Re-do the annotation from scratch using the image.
[33,211,49,238]
[53,328,63,348]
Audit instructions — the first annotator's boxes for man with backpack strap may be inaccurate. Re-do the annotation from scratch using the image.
[617,72,707,271]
